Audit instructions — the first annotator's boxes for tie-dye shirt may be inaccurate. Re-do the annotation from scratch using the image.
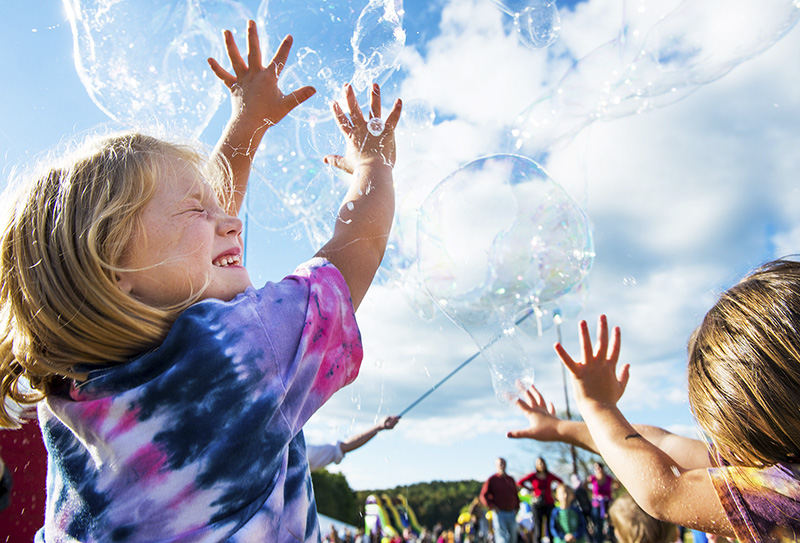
[708,462,800,542]
[35,258,362,543]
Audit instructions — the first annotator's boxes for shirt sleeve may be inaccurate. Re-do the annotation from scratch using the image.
[306,442,345,471]
[480,479,494,509]
[258,258,363,433]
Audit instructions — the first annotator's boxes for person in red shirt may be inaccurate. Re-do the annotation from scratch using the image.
[518,457,563,543]
[480,457,520,543]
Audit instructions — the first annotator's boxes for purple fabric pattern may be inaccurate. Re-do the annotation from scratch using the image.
[709,463,800,542]
[36,258,361,542]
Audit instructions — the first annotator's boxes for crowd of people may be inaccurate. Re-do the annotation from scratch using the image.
[316,455,725,543]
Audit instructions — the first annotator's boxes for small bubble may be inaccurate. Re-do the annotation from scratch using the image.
[623,276,638,286]
[367,117,384,136]
[346,201,355,211]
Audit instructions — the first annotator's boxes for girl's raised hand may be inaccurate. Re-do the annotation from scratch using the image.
[207,20,315,129]
[507,384,561,441]
[324,83,402,173]
[556,315,630,408]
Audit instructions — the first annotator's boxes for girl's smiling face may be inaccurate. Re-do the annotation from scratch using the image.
[116,157,251,307]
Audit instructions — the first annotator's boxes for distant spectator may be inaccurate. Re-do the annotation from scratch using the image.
[608,493,676,543]
[518,457,563,543]
[569,473,592,534]
[307,416,400,470]
[480,457,520,543]
[588,462,616,543]
[550,484,588,543]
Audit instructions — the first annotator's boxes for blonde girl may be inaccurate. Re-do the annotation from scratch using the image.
[1,21,401,542]
[508,259,800,542]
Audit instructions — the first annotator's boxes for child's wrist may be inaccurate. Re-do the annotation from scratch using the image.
[353,157,395,171]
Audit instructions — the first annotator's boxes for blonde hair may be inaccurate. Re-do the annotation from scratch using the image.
[609,493,675,543]
[0,132,231,427]
[555,483,574,506]
[688,259,800,467]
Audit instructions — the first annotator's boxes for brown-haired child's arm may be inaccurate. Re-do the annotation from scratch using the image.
[507,384,712,471]
[315,83,402,310]
[554,315,734,536]
[208,20,315,215]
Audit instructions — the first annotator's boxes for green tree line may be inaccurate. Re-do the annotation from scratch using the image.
[311,470,482,529]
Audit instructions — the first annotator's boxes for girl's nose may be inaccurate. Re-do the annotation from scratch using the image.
[217,213,243,237]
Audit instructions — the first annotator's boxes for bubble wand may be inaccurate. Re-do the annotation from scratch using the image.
[398,307,537,417]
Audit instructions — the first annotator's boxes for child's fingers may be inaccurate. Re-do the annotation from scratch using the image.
[555,342,580,376]
[530,385,546,408]
[246,20,264,71]
[369,83,381,120]
[207,58,237,88]
[224,29,247,77]
[322,154,353,174]
[595,314,609,360]
[344,84,365,126]
[285,86,316,109]
[521,387,535,408]
[548,402,556,416]
[608,326,622,365]
[515,397,532,413]
[579,320,594,365]
[269,34,295,77]
[384,99,403,131]
[330,101,353,136]
[507,428,533,440]
[618,363,631,393]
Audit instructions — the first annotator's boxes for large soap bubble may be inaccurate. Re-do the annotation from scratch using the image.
[512,0,800,153]
[492,0,561,48]
[63,0,252,138]
[247,115,343,245]
[417,154,594,399]
[257,0,405,124]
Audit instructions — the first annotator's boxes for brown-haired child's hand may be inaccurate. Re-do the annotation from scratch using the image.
[507,384,562,441]
[324,83,402,173]
[208,20,315,131]
[556,315,630,409]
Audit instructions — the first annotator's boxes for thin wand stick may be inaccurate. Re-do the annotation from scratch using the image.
[398,307,537,417]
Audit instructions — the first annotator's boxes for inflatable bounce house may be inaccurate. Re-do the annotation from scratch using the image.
[364,493,423,539]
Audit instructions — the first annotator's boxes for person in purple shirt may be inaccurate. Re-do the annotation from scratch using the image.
[0,20,402,542]
[587,462,615,543]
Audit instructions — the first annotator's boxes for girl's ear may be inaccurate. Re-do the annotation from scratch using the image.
[115,272,134,294]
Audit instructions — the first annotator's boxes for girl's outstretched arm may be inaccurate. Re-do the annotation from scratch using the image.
[507,384,712,471]
[554,315,734,536]
[316,83,402,310]
[208,20,315,215]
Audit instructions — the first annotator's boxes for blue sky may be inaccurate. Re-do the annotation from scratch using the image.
[3,0,800,493]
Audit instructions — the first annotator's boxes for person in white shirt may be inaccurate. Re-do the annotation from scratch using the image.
[307,416,400,470]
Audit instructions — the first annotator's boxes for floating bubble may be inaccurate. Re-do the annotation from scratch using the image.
[512,0,800,154]
[247,116,341,244]
[367,117,385,136]
[257,0,405,124]
[417,154,594,399]
[63,0,250,138]
[492,0,561,49]
[351,0,406,91]
[630,0,800,90]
